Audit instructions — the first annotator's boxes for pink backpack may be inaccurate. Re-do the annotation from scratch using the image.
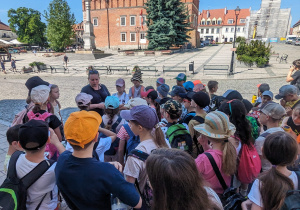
[236,143,261,184]
[11,103,34,126]
[27,111,59,161]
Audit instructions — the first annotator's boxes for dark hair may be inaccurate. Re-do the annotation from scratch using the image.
[147,91,162,121]
[88,70,99,79]
[207,81,218,91]
[146,148,219,210]
[6,124,22,144]
[292,59,300,69]
[260,132,298,209]
[104,108,120,130]
[78,102,91,110]
[68,139,94,151]
[258,83,270,93]
[145,86,155,91]
[218,100,254,145]
[166,109,182,120]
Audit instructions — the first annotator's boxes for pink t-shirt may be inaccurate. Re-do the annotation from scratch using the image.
[195,149,231,194]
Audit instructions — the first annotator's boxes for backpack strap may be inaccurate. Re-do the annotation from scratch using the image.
[204,153,228,191]
[192,135,201,155]
[128,149,149,162]
[111,116,122,132]
[21,159,55,190]
[295,171,300,190]
[7,151,24,180]
[123,124,134,138]
[193,116,205,124]
[131,87,135,97]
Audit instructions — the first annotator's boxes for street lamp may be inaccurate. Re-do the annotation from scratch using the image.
[229,6,240,75]
[135,26,141,50]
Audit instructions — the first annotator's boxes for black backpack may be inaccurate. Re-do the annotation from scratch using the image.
[0,151,55,210]
[192,116,205,155]
[280,171,300,210]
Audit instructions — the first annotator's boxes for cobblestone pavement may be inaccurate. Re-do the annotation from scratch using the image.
[0,43,298,209]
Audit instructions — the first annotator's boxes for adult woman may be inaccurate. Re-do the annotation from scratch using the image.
[121,105,169,209]
[194,111,237,195]
[146,148,223,210]
[81,70,110,116]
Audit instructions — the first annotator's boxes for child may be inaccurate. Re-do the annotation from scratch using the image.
[207,80,219,99]
[141,89,161,120]
[174,73,186,87]
[0,58,6,74]
[194,111,237,195]
[281,104,300,137]
[169,85,187,119]
[276,85,300,116]
[15,120,65,209]
[245,131,299,210]
[56,111,142,209]
[75,92,93,110]
[255,103,286,172]
[156,84,171,105]
[4,124,23,173]
[48,84,63,122]
[129,70,144,99]
[179,91,196,124]
[256,83,270,105]
[156,77,165,88]
[261,90,273,105]
[11,58,16,73]
[286,59,300,91]
[121,105,169,209]
[183,81,194,92]
[112,78,129,109]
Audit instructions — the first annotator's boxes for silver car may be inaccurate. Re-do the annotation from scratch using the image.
[292,38,300,46]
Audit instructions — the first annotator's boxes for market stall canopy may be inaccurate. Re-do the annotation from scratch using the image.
[10,39,24,45]
[0,39,11,45]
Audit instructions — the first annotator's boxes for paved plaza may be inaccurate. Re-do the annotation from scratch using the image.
[0,43,298,207]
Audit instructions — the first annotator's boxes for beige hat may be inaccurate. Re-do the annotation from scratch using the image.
[124,98,148,109]
[194,111,236,139]
[260,103,286,120]
[30,85,50,105]
[75,93,93,107]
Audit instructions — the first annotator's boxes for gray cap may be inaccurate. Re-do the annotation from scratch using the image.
[261,103,286,120]
[157,84,170,98]
[275,85,298,99]
[262,90,273,99]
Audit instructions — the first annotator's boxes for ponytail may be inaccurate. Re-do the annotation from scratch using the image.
[260,167,294,209]
[153,100,162,121]
[153,125,168,148]
[32,104,42,113]
[221,140,237,175]
[105,113,114,131]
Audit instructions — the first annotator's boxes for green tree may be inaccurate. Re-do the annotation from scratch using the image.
[146,0,191,50]
[45,0,75,52]
[8,7,47,46]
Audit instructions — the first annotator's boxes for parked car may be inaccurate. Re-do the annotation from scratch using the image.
[292,38,300,46]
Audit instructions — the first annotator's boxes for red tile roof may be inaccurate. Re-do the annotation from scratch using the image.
[0,21,11,31]
[199,8,250,27]
[293,20,300,28]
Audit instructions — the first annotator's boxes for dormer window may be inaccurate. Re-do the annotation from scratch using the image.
[240,19,246,23]
[228,19,234,24]
[201,20,205,25]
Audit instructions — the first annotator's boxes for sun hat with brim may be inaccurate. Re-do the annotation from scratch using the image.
[194,111,236,139]
[124,98,148,109]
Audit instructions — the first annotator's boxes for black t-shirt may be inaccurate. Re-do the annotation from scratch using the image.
[291,70,300,91]
[287,116,300,136]
[24,110,61,129]
[81,84,110,116]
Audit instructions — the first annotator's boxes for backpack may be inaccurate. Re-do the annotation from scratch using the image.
[246,115,260,140]
[124,124,140,156]
[236,142,261,184]
[166,124,193,154]
[130,86,145,98]
[103,116,123,156]
[27,111,59,161]
[280,171,300,210]
[192,116,205,155]
[210,96,225,111]
[0,151,55,210]
[11,104,34,126]
[128,149,152,209]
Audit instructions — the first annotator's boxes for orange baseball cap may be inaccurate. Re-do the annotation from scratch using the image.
[297,135,300,144]
[257,84,261,88]
[64,110,102,148]
[193,80,206,86]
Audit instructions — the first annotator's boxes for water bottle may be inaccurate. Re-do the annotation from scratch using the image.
[111,194,128,210]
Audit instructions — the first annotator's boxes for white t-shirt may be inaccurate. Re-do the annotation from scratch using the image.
[255,127,284,172]
[16,154,58,210]
[112,92,129,105]
[65,137,112,162]
[248,171,299,207]
[53,104,62,122]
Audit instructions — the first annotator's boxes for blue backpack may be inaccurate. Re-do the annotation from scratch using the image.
[123,124,140,157]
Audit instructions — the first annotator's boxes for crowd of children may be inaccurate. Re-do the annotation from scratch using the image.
[1,65,300,210]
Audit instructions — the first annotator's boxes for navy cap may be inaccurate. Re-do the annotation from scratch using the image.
[169,86,186,97]
[275,85,298,100]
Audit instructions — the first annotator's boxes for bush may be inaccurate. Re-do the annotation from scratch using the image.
[29,61,45,67]
[236,40,271,67]
[236,37,246,43]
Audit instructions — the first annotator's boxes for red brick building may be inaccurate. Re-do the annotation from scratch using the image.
[82,0,200,50]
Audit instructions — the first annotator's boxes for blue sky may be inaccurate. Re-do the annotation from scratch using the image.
[0,0,299,26]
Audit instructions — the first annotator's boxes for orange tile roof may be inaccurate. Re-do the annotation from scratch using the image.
[0,21,11,31]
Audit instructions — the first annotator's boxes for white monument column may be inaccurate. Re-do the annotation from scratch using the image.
[83,0,96,50]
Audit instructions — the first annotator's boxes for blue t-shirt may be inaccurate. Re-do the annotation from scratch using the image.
[55,151,140,210]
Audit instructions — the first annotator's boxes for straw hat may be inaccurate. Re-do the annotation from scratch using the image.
[194,111,236,139]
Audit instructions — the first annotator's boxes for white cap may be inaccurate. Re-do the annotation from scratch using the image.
[30,85,50,104]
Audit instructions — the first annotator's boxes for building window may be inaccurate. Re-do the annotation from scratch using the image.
[130,33,136,42]
[201,20,205,25]
[230,38,233,42]
[231,28,234,32]
[217,20,222,25]
[212,21,216,25]
[243,27,245,32]
[240,19,246,23]
[140,15,146,26]
[211,28,214,34]
[201,28,204,33]
[206,28,209,34]
[216,28,220,33]
[226,28,229,32]
[237,28,240,32]
[216,37,219,42]
[93,18,98,26]
[121,33,126,42]
[120,16,126,26]
[130,16,136,26]
[228,19,234,24]
[207,21,210,25]
[140,32,146,40]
